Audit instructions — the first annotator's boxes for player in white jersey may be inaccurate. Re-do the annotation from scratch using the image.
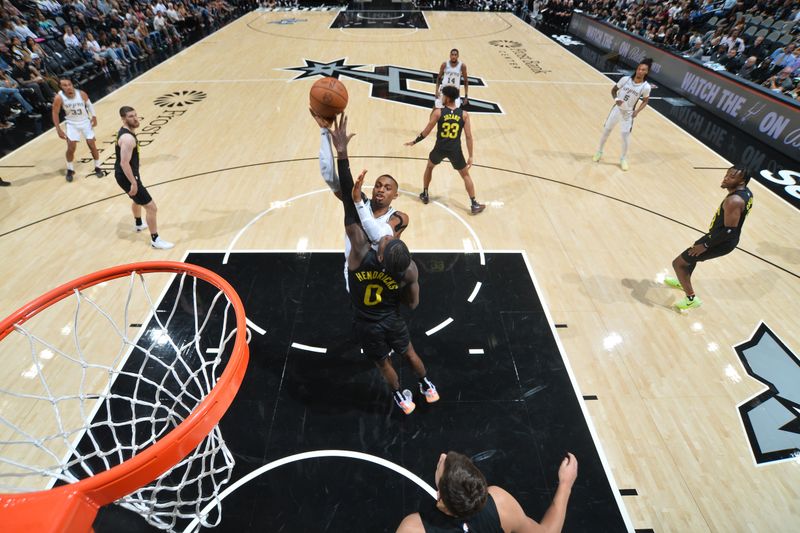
[51,78,103,182]
[434,48,468,110]
[311,109,409,289]
[592,58,652,171]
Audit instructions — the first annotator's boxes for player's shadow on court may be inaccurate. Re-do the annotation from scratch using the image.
[621,278,678,310]
[284,341,396,417]
[755,241,800,265]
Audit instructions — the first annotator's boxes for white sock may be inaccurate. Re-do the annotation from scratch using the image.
[94,160,101,168]
[66,162,74,171]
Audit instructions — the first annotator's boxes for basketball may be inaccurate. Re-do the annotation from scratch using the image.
[309,77,348,119]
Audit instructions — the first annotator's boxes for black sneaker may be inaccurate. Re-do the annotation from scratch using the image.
[470,202,486,215]
[419,190,429,204]
[0,178,10,187]
[94,167,104,178]
[66,169,75,182]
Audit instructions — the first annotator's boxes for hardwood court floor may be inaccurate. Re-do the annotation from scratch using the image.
[1,10,799,532]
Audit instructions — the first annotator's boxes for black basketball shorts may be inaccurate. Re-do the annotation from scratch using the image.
[354,313,410,361]
[115,174,153,206]
[680,238,737,264]
[429,146,467,171]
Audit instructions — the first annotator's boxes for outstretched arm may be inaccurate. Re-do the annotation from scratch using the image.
[329,114,368,267]
[405,109,441,146]
[310,108,340,195]
[492,453,578,533]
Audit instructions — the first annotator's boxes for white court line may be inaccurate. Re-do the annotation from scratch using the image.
[182,449,437,533]
[224,187,487,266]
[222,188,330,264]
[291,342,327,353]
[519,250,634,533]
[431,199,485,266]
[246,318,266,336]
[484,79,611,85]
[467,281,483,303]
[425,317,453,336]
[130,78,294,84]
[468,348,485,355]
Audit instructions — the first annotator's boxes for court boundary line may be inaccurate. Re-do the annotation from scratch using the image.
[1,156,796,280]
[519,249,635,533]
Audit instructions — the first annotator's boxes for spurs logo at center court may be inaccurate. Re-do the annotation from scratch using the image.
[735,323,800,464]
[284,59,503,114]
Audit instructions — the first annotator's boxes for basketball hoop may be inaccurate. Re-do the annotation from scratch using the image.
[0,261,249,532]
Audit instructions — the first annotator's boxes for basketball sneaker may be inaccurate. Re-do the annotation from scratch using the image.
[94,167,104,178]
[419,378,440,403]
[675,296,702,310]
[620,158,629,171]
[664,277,683,290]
[135,222,148,232]
[66,169,75,182]
[419,190,429,204]
[395,389,415,415]
[151,237,174,250]
[592,151,602,162]
[471,202,486,215]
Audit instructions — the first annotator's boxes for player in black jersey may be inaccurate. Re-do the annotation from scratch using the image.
[406,85,486,215]
[397,451,578,533]
[330,114,439,415]
[666,166,753,310]
[114,106,173,250]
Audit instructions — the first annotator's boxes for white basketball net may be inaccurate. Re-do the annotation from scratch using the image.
[0,269,245,531]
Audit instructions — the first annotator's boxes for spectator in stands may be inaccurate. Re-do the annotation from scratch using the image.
[710,43,730,63]
[744,35,769,61]
[768,42,795,70]
[721,27,745,55]
[721,48,744,72]
[763,66,795,93]
[686,38,706,60]
[63,25,82,49]
[738,56,759,80]
[10,55,54,107]
[0,70,40,118]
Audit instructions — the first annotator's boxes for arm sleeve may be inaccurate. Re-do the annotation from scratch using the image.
[319,129,340,193]
[703,225,739,247]
[337,158,359,227]
[355,200,394,244]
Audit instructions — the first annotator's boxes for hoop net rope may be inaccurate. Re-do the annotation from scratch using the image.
[0,264,248,531]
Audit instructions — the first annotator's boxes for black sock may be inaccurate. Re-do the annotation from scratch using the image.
[393,390,405,403]
[470,196,477,205]
[151,233,158,242]
[419,376,431,388]
[423,188,428,194]
[135,217,143,226]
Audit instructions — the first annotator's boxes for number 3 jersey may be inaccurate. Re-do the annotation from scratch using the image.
[434,107,464,152]
[349,249,404,321]
[615,76,651,114]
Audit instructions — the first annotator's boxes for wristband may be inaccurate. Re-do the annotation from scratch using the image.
[413,134,424,144]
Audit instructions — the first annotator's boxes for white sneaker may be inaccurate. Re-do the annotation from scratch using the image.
[151,237,174,249]
[620,158,629,171]
[135,222,148,232]
[592,151,602,162]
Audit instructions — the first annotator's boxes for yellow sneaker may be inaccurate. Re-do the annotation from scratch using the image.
[592,151,602,162]
[620,158,629,171]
